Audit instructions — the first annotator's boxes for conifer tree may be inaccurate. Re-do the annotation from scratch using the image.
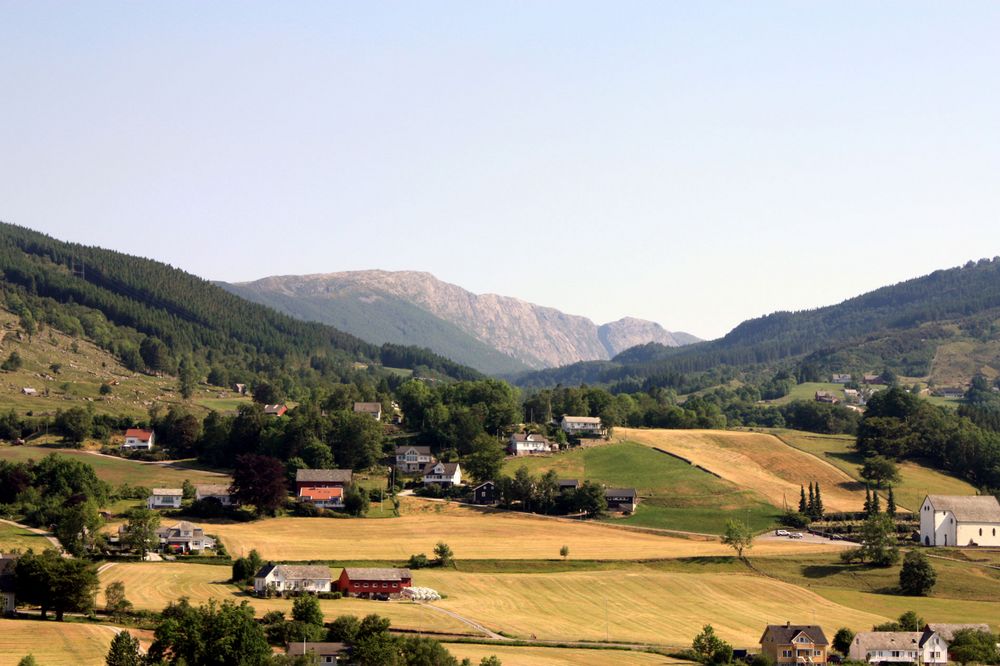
[799,485,808,514]
[814,483,824,520]
[808,482,816,517]
[864,486,872,515]
[886,486,897,517]
[872,491,881,514]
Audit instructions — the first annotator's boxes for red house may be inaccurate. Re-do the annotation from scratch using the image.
[337,567,412,598]
[294,469,353,494]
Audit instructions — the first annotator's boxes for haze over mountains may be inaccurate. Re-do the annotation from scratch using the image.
[221,270,699,375]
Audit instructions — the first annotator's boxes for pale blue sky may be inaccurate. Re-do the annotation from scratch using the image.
[2,2,999,339]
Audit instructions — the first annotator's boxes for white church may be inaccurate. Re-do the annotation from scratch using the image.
[919,495,1000,547]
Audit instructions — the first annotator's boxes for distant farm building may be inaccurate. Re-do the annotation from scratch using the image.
[263,404,288,417]
[919,495,1000,547]
[195,484,236,506]
[508,433,557,455]
[0,555,16,615]
[831,373,852,384]
[422,461,462,487]
[472,480,497,505]
[759,623,829,665]
[353,402,383,420]
[814,391,839,404]
[337,567,412,598]
[604,488,638,513]
[849,630,947,665]
[147,488,182,510]
[395,445,436,473]
[122,428,155,450]
[254,564,332,596]
[560,415,603,437]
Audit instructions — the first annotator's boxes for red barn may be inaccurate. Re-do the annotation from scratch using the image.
[337,567,412,598]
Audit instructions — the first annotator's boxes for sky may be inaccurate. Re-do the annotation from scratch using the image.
[2,2,999,340]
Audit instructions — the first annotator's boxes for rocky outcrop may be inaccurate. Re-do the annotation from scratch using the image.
[226,270,698,371]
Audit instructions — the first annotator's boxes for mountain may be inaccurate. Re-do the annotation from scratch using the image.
[220,270,699,375]
[0,223,481,389]
[517,258,1000,390]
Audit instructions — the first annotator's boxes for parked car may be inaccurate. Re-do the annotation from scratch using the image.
[775,529,790,536]
[789,532,804,539]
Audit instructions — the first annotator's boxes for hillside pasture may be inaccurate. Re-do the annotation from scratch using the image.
[443,644,688,665]
[764,382,850,406]
[0,521,52,553]
[0,619,118,666]
[96,562,474,635]
[504,442,778,533]
[771,429,978,511]
[0,444,228,489]
[618,429,865,512]
[208,505,842,562]
[415,569,888,646]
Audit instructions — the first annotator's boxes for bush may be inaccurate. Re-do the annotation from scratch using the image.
[318,591,341,600]
[780,511,811,528]
[899,550,936,596]
[407,553,430,569]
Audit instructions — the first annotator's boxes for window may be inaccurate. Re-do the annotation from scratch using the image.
[814,651,822,656]
[382,582,388,588]
[782,650,792,658]
[362,583,368,588]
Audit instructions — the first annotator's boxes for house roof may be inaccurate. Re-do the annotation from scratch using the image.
[296,469,353,484]
[396,445,432,455]
[157,521,204,538]
[760,625,829,646]
[562,415,601,424]
[852,632,930,653]
[472,480,495,490]
[342,567,411,581]
[353,402,382,413]
[298,486,344,501]
[924,624,992,642]
[511,433,550,443]
[263,404,287,414]
[605,488,637,498]
[125,428,153,441]
[287,642,348,657]
[559,479,580,488]
[424,462,460,475]
[257,564,332,580]
[151,488,183,496]
[926,495,1000,522]
[195,484,231,496]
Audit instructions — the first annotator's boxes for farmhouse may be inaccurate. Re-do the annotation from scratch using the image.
[395,445,436,473]
[508,433,557,456]
[0,555,16,615]
[759,623,829,665]
[337,567,412,598]
[831,373,852,384]
[814,391,839,404]
[472,480,497,505]
[935,387,966,399]
[919,495,1000,547]
[297,485,344,509]
[155,521,214,553]
[147,488,182,510]
[286,642,348,664]
[422,461,462,487]
[254,564,332,596]
[559,479,580,492]
[560,415,603,437]
[194,484,236,506]
[848,631,947,665]
[263,404,288,417]
[122,428,155,450]
[863,373,885,385]
[604,488,638,512]
[295,469,353,493]
[353,401,383,420]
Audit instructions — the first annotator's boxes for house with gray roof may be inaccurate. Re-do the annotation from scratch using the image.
[848,630,947,665]
[254,563,332,596]
[0,555,16,616]
[919,495,1000,547]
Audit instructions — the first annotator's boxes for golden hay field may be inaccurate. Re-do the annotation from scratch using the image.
[0,619,121,666]
[619,429,864,512]
[96,562,474,636]
[444,644,689,666]
[416,569,888,646]
[208,504,841,561]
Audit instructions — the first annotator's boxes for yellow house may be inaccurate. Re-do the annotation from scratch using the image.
[760,623,830,664]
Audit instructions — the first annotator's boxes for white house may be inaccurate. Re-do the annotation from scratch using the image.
[0,555,16,616]
[919,495,1000,547]
[508,433,557,456]
[122,428,155,451]
[147,488,183,510]
[422,461,462,487]
[353,402,383,420]
[560,415,603,436]
[254,564,332,596]
[849,631,947,665]
[195,484,236,506]
[395,445,436,473]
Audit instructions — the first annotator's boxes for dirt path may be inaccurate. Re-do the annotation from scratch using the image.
[419,602,505,639]
[0,517,68,556]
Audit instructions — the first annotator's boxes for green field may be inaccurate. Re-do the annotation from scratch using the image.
[0,444,229,489]
[764,382,848,405]
[771,429,978,511]
[0,521,52,553]
[503,441,778,534]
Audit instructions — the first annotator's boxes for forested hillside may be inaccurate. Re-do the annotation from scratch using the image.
[0,222,479,394]
[518,258,1000,391]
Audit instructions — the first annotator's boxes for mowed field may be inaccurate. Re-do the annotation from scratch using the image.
[443,644,688,666]
[503,441,778,534]
[208,503,841,561]
[0,444,229,489]
[96,562,474,635]
[771,430,978,511]
[618,429,864,512]
[415,569,887,645]
[0,619,119,666]
[0,521,52,553]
